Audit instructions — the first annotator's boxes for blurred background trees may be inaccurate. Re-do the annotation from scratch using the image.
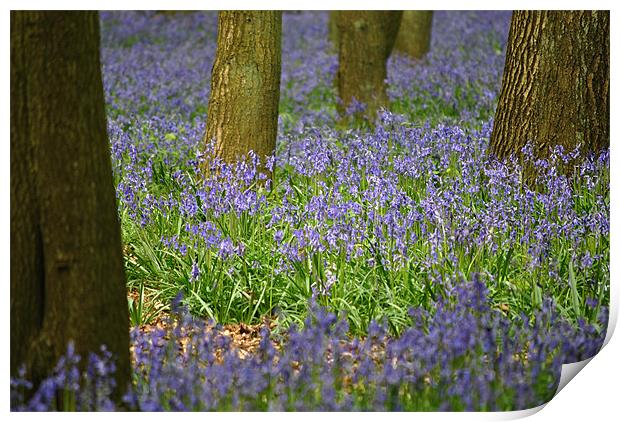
[203,11,282,180]
[330,10,435,124]
[10,10,130,404]
[489,11,609,176]
[393,11,434,59]
[335,11,403,123]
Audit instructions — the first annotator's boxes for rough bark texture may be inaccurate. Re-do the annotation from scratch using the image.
[204,11,282,179]
[11,11,130,402]
[336,11,403,123]
[393,11,433,59]
[489,11,609,172]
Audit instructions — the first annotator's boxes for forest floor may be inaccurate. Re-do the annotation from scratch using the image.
[11,11,610,412]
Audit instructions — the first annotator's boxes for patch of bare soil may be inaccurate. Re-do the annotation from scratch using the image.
[130,311,279,363]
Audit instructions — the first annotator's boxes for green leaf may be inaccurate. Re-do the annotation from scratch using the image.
[568,260,582,318]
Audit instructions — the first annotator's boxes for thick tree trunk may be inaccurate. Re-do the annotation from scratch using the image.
[393,11,433,59]
[204,11,282,180]
[11,11,130,402]
[489,11,609,174]
[336,11,403,123]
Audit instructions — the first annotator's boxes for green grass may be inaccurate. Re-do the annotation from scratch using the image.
[117,117,609,335]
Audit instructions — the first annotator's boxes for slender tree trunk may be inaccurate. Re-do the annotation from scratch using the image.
[336,11,403,123]
[11,11,130,403]
[489,11,609,175]
[393,11,433,59]
[204,11,282,180]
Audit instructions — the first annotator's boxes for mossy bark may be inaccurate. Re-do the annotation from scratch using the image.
[489,11,609,176]
[336,11,403,123]
[393,11,433,59]
[204,11,282,180]
[11,11,130,403]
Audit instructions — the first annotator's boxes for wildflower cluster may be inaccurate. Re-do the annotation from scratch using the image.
[113,113,609,330]
[12,279,607,411]
[11,343,118,411]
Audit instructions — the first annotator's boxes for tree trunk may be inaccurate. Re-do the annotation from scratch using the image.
[336,11,403,123]
[11,11,130,403]
[489,11,609,175]
[204,11,282,180]
[393,11,433,59]
[328,11,339,51]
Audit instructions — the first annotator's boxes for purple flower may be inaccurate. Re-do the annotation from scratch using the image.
[190,261,200,282]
